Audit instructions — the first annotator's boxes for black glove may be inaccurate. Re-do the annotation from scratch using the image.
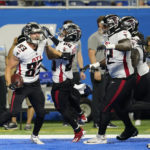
[137,39,146,46]
[42,26,59,46]
[42,26,53,39]
[60,52,72,60]
[8,82,18,91]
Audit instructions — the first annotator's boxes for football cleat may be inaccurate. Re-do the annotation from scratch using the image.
[147,143,150,149]
[78,114,87,125]
[24,124,32,130]
[3,122,18,130]
[84,134,107,144]
[31,134,44,145]
[80,114,87,123]
[116,127,138,140]
[72,128,86,142]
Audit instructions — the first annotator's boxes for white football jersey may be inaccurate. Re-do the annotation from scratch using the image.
[106,30,134,78]
[13,40,47,83]
[52,41,77,83]
[131,36,149,76]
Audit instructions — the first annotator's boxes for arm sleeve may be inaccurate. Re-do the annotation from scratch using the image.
[50,36,59,46]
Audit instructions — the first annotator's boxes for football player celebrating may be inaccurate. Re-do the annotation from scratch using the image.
[84,14,138,144]
[46,23,86,142]
[120,16,150,148]
[0,22,71,144]
[42,23,87,126]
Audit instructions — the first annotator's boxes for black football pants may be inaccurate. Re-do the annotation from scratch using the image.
[51,79,80,131]
[98,75,135,135]
[0,80,45,136]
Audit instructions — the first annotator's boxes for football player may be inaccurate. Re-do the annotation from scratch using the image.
[84,14,138,144]
[0,22,71,144]
[120,16,150,148]
[46,23,86,142]
[42,24,87,125]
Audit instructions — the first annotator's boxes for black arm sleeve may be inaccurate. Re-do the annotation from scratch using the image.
[50,36,59,46]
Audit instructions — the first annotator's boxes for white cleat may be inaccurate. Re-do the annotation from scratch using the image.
[83,134,107,144]
[147,143,150,149]
[31,134,44,145]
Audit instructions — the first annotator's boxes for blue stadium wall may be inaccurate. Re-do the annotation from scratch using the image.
[0,8,150,86]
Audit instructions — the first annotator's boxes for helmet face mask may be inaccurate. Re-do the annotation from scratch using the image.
[59,23,81,42]
[104,14,120,36]
[121,16,139,35]
[22,22,44,45]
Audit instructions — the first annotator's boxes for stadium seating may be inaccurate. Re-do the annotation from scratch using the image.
[115,0,128,6]
[6,1,17,6]
[147,1,150,5]
[69,0,85,6]
[0,1,6,5]
[88,0,110,6]
[43,1,65,6]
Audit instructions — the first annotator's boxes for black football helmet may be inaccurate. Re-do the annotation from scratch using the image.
[120,16,139,35]
[59,23,81,42]
[22,22,43,45]
[103,14,120,36]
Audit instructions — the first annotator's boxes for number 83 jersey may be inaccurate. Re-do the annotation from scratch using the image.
[13,40,46,83]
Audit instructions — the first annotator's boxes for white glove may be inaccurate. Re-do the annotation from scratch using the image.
[73,83,86,95]
[89,62,100,69]
[104,41,115,49]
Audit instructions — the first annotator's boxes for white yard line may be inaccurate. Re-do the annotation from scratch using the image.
[0,134,150,139]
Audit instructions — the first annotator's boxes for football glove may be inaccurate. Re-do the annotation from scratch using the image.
[42,26,53,39]
[8,82,18,91]
[42,26,59,46]
[60,52,72,60]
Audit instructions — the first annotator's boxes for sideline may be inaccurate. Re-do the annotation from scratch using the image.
[0,134,150,139]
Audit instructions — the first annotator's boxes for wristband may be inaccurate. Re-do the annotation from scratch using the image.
[80,68,84,72]
[105,43,115,49]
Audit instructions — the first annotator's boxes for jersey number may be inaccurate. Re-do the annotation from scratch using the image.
[25,59,42,77]
[107,49,114,64]
[65,55,75,71]
[52,55,75,72]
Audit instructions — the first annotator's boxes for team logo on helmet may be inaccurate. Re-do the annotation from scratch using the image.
[59,23,81,42]
[103,14,120,36]
[120,16,139,35]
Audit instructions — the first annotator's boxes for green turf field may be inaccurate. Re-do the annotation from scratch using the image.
[0,120,150,135]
